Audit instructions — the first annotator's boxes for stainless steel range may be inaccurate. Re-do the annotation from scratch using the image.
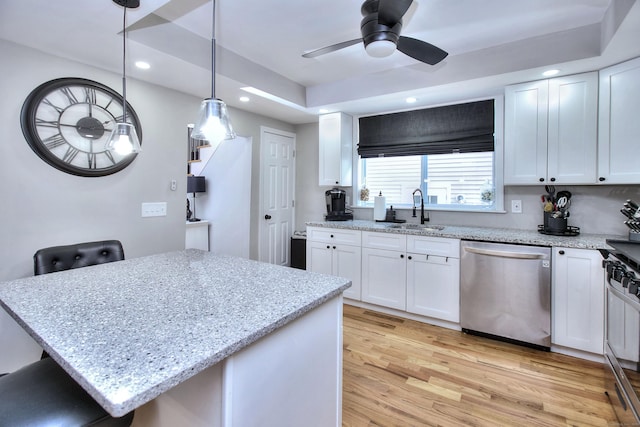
[602,239,640,425]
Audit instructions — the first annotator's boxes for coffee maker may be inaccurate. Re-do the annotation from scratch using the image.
[325,188,353,221]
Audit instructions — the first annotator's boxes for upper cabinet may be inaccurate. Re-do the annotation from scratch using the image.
[598,57,640,184]
[318,112,353,186]
[504,72,598,185]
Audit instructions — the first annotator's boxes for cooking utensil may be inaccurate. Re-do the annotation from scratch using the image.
[545,185,556,201]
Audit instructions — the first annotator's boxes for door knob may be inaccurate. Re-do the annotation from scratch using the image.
[264,214,272,220]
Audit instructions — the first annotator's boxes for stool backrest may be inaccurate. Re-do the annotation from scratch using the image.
[34,240,124,275]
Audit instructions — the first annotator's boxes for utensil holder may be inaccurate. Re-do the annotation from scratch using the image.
[544,212,567,233]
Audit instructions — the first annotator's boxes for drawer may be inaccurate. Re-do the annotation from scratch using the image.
[306,227,361,245]
[362,231,407,251]
[407,235,460,258]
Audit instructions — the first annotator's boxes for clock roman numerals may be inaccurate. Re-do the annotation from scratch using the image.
[62,146,80,164]
[43,133,66,149]
[104,149,116,165]
[84,87,97,104]
[60,87,79,105]
[42,98,65,114]
[35,118,60,128]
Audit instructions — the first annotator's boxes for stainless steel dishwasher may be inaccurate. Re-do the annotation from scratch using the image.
[460,240,551,350]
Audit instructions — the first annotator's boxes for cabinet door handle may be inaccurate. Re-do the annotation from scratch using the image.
[333,246,337,249]
[264,214,272,220]
[408,255,412,260]
[599,177,606,182]
[559,250,565,255]
[330,234,334,238]
[550,177,556,182]
[326,245,330,249]
[539,178,545,182]
[400,254,404,258]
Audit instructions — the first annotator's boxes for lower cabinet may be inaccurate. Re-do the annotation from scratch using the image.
[361,247,407,310]
[406,253,460,322]
[306,227,362,300]
[552,247,604,354]
[361,232,460,322]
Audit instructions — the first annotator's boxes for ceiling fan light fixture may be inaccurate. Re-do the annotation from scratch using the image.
[365,40,396,57]
[191,98,235,143]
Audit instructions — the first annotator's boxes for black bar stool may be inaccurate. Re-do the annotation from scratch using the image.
[0,240,133,426]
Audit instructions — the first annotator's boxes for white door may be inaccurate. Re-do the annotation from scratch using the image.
[259,127,295,266]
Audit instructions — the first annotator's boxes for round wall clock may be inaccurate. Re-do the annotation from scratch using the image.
[20,77,143,177]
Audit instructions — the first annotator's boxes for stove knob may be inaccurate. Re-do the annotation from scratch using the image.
[622,276,630,288]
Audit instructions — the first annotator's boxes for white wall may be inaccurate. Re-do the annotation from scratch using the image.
[0,40,298,371]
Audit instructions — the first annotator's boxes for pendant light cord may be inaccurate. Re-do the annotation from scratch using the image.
[122,5,128,122]
[211,0,216,99]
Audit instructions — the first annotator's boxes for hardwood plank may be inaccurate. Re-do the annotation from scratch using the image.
[342,304,617,426]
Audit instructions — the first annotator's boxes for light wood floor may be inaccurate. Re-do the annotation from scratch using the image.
[342,304,618,427]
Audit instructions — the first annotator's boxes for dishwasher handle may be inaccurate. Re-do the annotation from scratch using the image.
[463,246,546,260]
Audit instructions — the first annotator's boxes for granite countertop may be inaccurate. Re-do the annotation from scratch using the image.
[0,250,350,417]
[306,219,625,250]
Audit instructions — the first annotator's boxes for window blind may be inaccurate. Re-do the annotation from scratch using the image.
[358,99,494,158]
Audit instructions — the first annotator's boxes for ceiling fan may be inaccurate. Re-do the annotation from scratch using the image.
[302,0,448,65]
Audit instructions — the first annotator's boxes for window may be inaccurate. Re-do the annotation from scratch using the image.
[358,151,500,211]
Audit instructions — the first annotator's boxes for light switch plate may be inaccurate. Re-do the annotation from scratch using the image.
[141,202,167,217]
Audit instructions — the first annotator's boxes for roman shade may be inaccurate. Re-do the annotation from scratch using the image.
[358,99,495,158]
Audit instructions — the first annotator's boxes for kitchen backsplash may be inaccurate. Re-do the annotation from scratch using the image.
[301,185,638,237]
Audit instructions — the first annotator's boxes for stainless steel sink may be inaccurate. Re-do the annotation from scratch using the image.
[387,223,445,232]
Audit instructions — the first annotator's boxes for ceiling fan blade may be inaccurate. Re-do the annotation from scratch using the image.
[302,38,362,58]
[377,0,413,27]
[397,36,448,65]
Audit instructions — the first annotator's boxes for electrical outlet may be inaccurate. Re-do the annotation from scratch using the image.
[141,202,167,217]
[170,179,177,191]
[511,200,522,214]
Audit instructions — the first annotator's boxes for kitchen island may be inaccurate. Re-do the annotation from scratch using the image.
[0,250,351,426]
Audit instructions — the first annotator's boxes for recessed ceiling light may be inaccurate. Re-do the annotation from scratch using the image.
[135,61,150,70]
[239,96,250,102]
[542,69,560,77]
[406,97,417,103]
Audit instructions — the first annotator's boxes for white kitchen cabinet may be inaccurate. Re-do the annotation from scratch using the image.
[406,236,460,322]
[361,232,407,309]
[504,72,598,185]
[552,247,604,355]
[361,247,407,310]
[306,227,362,300]
[318,112,353,187]
[598,57,640,184]
[361,232,460,322]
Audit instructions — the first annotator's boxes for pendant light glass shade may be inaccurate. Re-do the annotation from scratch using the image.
[191,98,235,143]
[192,0,235,145]
[106,122,142,155]
[106,0,142,155]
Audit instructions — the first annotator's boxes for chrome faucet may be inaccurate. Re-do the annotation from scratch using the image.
[412,188,428,224]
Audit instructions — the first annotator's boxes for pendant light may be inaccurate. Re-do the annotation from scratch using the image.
[191,0,236,144]
[106,0,142,155]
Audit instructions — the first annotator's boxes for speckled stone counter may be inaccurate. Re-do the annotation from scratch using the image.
[0,250,351,417]
[307,219,625,250]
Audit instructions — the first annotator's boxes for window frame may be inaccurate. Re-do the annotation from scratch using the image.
[351,96,505,213]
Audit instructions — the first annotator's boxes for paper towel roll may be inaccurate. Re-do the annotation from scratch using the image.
[374,194,386,221]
